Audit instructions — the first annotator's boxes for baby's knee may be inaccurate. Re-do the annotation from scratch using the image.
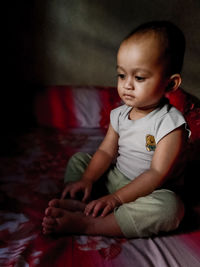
[69,152,91,165]
[144,190,185,235]
[114,189,185,238]
[158,190,185,231]
[64,152,92,183]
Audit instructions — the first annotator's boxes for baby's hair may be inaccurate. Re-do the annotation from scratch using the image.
[124,21,186,75]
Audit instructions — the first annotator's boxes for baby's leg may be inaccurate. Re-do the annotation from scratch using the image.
[64,152,108,199]
[48,198,86,212]
[46,152,91,213]
[113,189,185,238]
[42,207,124,237]
[47,152,107,213]
[64,152,92,185]
[43,152,114,235]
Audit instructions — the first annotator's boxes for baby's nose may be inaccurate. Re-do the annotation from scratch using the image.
[124,77,133,90]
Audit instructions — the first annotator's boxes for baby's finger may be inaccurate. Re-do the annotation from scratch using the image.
[61,187,69,199]
[101,205,112,217]
[82,188,90,203]
[92,202,104,217]
[84,201,96,216]
[70,188,79,199]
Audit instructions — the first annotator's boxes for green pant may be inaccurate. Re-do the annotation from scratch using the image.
[64,152,185,238]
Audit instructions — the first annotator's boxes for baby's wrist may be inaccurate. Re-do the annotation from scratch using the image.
[81,176,94,183]
[113,193,123,205]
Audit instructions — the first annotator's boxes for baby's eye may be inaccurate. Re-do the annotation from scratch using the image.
[135,76,145,82]
[117,73,125,80]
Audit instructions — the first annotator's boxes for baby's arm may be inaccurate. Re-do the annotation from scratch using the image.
[62,124,119,201]
[86,126,186,217]
[115,126,186,204]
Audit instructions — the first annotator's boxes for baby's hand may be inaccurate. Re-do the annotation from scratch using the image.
[61,180,93,202]
[84,194,122,217]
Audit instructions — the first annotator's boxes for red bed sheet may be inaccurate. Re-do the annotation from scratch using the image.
[1,85,200,266]
[0,127,200,267]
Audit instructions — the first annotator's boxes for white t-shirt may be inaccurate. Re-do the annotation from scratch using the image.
[110,103,188,180]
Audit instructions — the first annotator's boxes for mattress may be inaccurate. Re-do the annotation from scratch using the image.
[0,85,200,266]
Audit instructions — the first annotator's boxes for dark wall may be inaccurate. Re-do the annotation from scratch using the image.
[3,0,200,135]
[4,1,46,134]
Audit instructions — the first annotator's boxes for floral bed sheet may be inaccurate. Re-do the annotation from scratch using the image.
[0,127,200,267]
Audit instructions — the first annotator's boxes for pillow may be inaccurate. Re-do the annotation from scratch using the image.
[35,85,200,142]
[166,88,200,142]
[35,86,121,129]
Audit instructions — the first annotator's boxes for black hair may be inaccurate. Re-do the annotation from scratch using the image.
[124,21,186,75]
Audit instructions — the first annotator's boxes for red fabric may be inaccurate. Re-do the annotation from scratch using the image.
[35,86,78,129]
[0,127,200,266]
[35,86,200,141]
[1,85,200,266]
[0,127,126,266]
[166,88,200,141]
[99,87,121,129]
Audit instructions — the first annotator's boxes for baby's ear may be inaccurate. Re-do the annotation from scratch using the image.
[166,74,182,92]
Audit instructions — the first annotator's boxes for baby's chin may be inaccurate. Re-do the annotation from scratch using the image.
[122,99,135,107]
[126,103,134,107]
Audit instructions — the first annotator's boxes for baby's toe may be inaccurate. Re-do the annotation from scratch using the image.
[43,227,53,235]
[43,216,56,226]
[45,207,64,218]
[48,199,60,208]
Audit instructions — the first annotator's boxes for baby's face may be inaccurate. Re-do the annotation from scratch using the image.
[117,35,169,110]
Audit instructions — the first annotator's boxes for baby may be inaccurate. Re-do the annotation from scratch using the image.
[42,21,189,238]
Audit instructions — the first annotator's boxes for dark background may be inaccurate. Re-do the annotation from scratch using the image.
[3,0,200,135]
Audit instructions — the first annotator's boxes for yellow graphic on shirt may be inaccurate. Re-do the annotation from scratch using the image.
[146,135,156,151]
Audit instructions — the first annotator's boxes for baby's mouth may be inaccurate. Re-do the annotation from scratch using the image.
[124,94,134,99]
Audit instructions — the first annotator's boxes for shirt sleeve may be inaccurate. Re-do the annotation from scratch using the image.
[110,105,124,133]
[155,107,189,143]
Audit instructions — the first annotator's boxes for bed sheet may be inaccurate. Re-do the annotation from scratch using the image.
[0,127,200,267]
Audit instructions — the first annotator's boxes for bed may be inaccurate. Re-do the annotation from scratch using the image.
[0,85,200,266]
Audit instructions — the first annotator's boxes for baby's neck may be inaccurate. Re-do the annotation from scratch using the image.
[129,106,155,120]
[129,99,166,120]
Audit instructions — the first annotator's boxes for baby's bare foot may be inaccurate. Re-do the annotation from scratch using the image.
[42,206,123,237]
[42,207,87,235]
[48,199,86,212]
[42,215,57,234]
